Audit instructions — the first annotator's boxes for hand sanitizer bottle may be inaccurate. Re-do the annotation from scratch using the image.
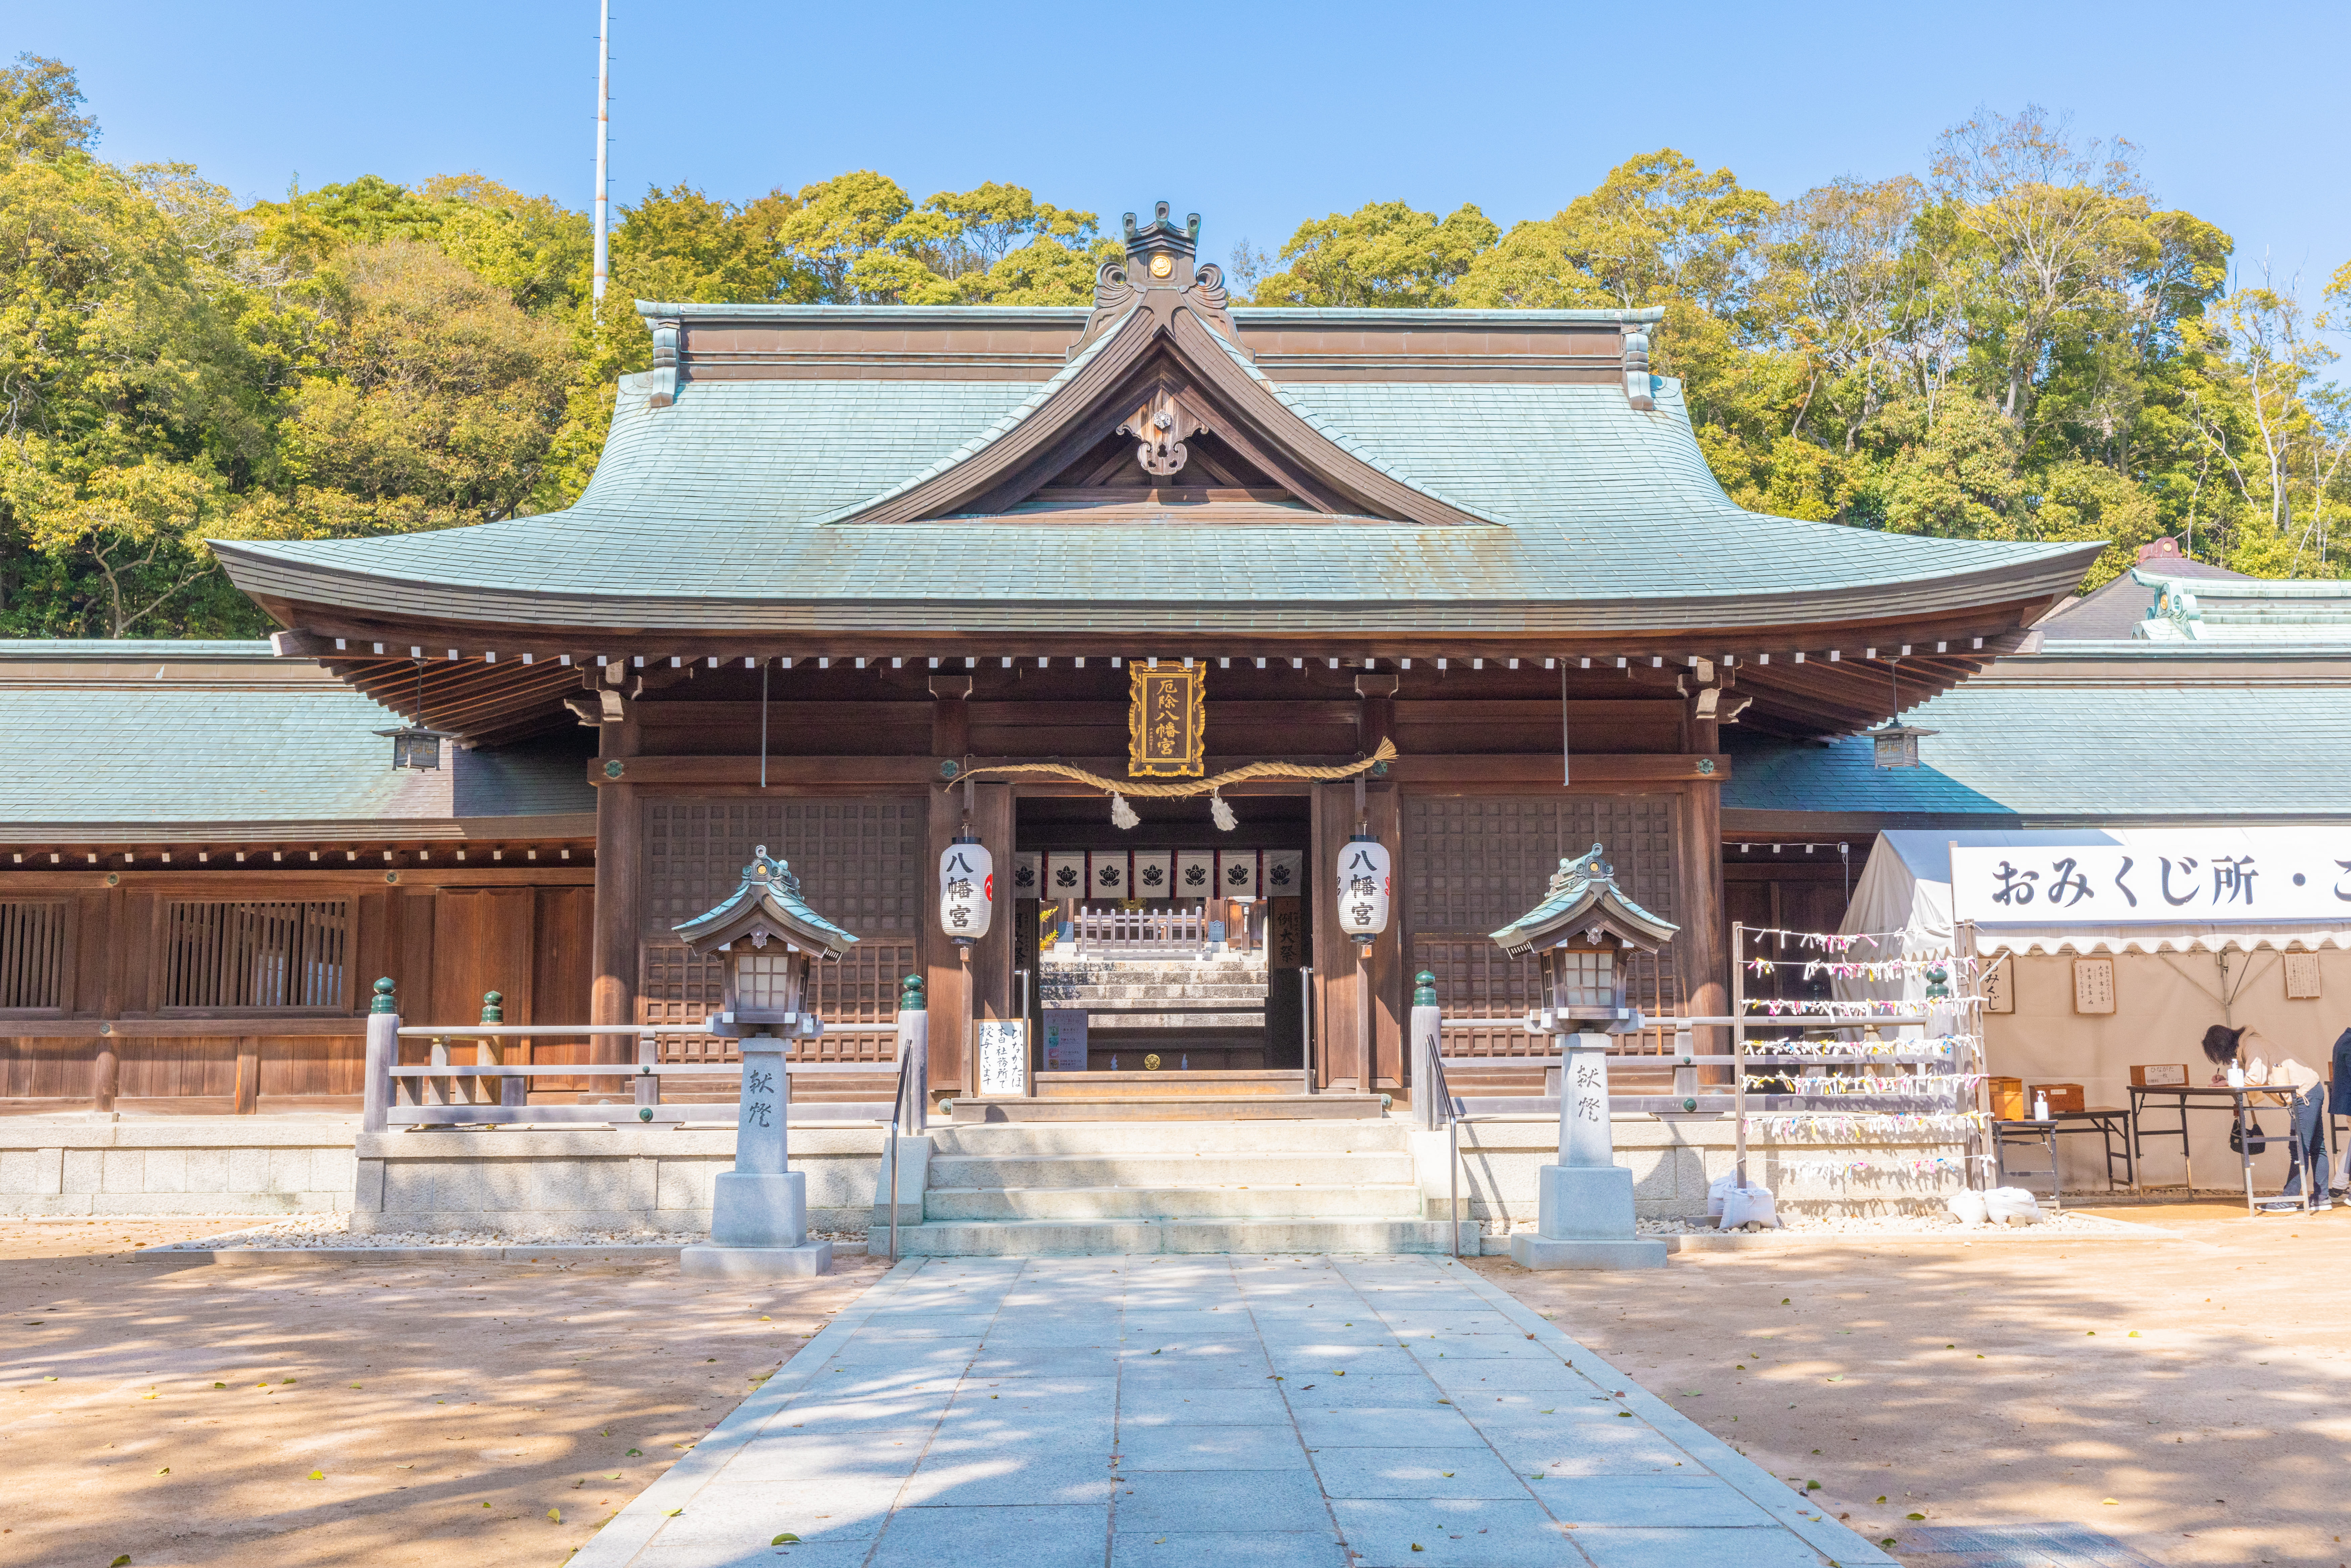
[2033,1091,2049,1120]
[2226,1062,2246,1089]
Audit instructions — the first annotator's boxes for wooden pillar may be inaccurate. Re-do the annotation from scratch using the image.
[925,779,1012,1100]
[233,1037,261,1115]
[1353,673,1398,755]
[1310,781,1401,1093]
[1678,709,1728,1075]
[929,675,972,759]
[589,707,642,1063]
[1365,781,1403,1091]
[94,883,126,1112]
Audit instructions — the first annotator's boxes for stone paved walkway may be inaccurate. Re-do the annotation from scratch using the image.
[575,1255,1895,1568]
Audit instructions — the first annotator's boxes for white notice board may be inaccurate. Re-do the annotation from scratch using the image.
[977,1020,1029,1097]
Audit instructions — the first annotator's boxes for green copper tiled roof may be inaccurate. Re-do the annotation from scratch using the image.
[1723,664,2351,822]
[0,642,595,835]
[212,317,2100,634]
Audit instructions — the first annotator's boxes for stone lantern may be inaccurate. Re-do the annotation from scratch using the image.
[1490,843,1677,1271]
[671,846,859,1278]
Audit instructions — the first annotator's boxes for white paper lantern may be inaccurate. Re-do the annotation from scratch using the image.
[939,838,993,941]
[1334,835,1391,942]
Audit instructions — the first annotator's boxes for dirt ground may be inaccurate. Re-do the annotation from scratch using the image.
[11,1206,2350,1568]
[1477,1201,2351,1568]
[0,1218,884,1568]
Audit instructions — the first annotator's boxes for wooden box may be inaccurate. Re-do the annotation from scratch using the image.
[2130,1064,2189,1087]
[2032,1082,2085,1115]
[1989,1076,2027,1120]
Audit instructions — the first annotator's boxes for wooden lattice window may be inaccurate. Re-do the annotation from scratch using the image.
[642,798,922,939]
[0,901,69,1011]
[160,901,349,1011]
[640,795,923,1063]
[1405,795,1680,1055]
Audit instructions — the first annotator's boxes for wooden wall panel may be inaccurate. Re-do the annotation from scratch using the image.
[116,1035,240,1101]
[427,888,537,1028]
[257,1034,366,1099]
[0,1037,94,1101]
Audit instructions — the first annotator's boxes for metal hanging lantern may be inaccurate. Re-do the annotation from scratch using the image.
[1334,834,1391,947]
[1491,843,1679,1033]
[375,659,460,771]
[1863,658,1937,770]
[939,836,993,945]
[671,845,860,1038]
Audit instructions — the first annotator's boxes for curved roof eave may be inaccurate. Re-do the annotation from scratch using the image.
[212,537,2101,637]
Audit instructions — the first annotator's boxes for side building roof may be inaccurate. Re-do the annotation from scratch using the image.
[0,641,595,846]
[1722,641,2351,830]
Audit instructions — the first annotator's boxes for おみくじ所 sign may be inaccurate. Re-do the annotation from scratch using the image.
[1951,841,2351,925]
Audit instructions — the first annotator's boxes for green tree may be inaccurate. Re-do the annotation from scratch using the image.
[1248,201,1499,307]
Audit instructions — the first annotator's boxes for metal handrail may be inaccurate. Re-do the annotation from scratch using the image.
[886,1048,917,1263]
[1425,1046,1463,1258]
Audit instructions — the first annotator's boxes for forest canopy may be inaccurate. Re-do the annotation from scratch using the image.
[2,53,2344,637]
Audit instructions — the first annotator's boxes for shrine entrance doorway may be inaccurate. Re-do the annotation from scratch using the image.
[1014,792,1312,1099]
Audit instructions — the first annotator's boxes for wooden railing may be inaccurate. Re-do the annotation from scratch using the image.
[1071,904,1209,958]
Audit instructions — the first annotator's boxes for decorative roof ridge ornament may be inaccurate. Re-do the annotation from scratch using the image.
[1490,842,1679,958]
[1071,199,1245,361]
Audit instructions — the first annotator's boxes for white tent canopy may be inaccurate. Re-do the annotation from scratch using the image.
[1842,828,2351,958]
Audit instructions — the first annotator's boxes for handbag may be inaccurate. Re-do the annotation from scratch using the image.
[2229,1115,2268,1155]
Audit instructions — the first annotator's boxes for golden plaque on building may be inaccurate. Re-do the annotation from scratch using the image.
[1128,662,1205,777]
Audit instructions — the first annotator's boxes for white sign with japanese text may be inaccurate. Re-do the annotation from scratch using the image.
[1951,841,2351,925]
[977,1020,1028,1097]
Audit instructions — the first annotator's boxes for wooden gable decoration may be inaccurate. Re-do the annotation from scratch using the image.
[837,202,1488,528]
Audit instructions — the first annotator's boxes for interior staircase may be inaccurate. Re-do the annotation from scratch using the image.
[892,1119,1456,1255]
[1041,954,1270,1064]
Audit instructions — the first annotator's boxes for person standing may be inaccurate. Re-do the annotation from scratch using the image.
[2205,1024,2329,1212]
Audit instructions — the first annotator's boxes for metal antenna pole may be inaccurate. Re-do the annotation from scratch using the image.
[591,0,610,309]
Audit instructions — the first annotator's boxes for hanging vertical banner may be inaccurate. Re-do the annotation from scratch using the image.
[1219,849,1260,898]
[1044,851,1086,901]
[1088,850,1129,900]
[1128,662,1206,777]
[1011,852,1040,898]
[1132,849,1175,898]
[1263,850,1304,896]
[1176,850,1216,899]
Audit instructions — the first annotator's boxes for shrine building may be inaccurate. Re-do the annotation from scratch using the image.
[1,205,2126,1114]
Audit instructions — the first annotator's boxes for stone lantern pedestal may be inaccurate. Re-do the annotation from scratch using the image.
[1510,1032,1667,1271]
[682,1035,831,1279]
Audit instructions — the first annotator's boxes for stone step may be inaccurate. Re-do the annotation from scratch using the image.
[926,1150,1416,1189]
[927,1121,1411,1157]
[1058,987,1269,1002]
[894,1217,1459,1256]
[924,1182,1426,1221]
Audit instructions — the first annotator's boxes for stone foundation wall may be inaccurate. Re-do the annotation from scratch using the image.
[1414,1114,1972,1230]
[352,1126,891,1237]
[0,1118,359,1216]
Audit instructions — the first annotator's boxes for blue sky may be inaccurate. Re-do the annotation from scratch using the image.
[21,0,2351,294]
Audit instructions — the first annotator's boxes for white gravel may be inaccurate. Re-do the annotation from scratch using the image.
[1627,1208,2153,1237]
[146,1214,875,1251]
